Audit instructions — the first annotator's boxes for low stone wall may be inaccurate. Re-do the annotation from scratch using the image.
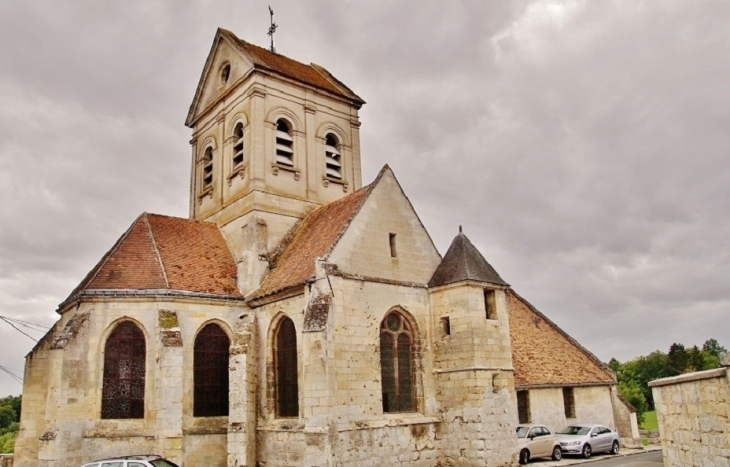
[0,454,13,467]
[650,367,729,467]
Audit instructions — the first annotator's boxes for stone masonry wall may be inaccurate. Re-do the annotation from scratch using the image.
[650,367,730,467]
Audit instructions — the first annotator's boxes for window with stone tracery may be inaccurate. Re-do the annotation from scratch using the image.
[102,321,145,419]
[194,323,230,417]
[275,317,298,417]
[380,311,415,413]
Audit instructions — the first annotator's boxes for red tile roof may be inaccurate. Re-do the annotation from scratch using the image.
[251,183,375,299]
[64,213,241,306]
[507,290,615,387]
[220,28,364,104]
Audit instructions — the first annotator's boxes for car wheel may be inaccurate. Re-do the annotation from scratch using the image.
[519,449,530,465]
[582,444,592,458]
[552,446,562,461]
[610,440,619,455]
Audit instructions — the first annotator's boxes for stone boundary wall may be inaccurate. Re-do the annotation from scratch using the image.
[650,367,729,467]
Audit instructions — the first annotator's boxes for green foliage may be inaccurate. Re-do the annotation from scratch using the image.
[0,396,20,453]
[617,380,647,424]
[610,338,726,410]
[0,431,15,454]
[702,338,727,358]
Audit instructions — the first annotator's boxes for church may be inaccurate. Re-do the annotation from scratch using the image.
[14,29,631,467]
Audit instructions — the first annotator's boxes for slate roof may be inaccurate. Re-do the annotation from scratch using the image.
[250,181,376,299]
[428,229,508,288]
[61,213,241,309]
[507,290,615,387]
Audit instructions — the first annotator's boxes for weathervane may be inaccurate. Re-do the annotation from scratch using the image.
[267,5,278,54]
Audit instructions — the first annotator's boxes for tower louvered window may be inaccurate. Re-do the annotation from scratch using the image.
[276,317,299,417]
[194,323,230,417]
[380,312,415,413]
[324,133,342,179]
[202,146,214,188]
[275,119,294,166]
[102,322,145,419]
[232,123,244,169]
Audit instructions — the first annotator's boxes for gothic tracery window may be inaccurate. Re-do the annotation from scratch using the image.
[194,323,230,417]
[102,321,145,419]
[275,317,298,417]
[380,311,415,413]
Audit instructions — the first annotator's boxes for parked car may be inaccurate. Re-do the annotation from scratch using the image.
[556,424,620,458]
[81,455,180,467]
[516,424,562,464]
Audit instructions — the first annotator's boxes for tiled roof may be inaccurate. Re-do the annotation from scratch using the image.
[219,28,364,104]
[251,183,375,299]
[64,213,241,305]
[507,290,615,387]
[428,229,508,288]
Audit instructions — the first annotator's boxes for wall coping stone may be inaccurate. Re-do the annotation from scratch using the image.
[649,367,728,387]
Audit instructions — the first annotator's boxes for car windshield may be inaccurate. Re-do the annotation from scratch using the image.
[558,426,591,435]
[515,426,530,438]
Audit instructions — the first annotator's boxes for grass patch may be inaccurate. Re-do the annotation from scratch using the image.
[641,410,658,430]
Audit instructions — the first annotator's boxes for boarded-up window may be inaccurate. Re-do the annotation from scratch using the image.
[563,387,576,419]
[102,322,145,419]
[380,312,415,413]
[276,317,299,417]
[517,390,530,424]
[194,323,230,417]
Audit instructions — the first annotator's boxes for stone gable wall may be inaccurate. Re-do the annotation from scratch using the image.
[650,367,730,467]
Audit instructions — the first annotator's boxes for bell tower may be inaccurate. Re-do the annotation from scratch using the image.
[185,29,365,293]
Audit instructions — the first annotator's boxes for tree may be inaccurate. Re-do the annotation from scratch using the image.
[617,380,647,425]
[702,338,727,358]
[667,343,689,375]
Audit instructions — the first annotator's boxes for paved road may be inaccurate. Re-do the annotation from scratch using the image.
[581,450,663,466]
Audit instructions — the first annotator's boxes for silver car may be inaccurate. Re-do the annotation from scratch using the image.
[81,455,180,467]
[556,424,620,458]
[516,424,562,464]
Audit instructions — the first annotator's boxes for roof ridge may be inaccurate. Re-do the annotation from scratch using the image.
[143,213,169,288]
[508,289,616,381]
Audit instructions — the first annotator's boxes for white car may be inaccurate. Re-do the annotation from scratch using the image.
[516,424,562,464]
[81,455,180,467]
[556,424,620,458]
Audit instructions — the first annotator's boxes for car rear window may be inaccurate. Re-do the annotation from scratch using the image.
[558,426,591,435]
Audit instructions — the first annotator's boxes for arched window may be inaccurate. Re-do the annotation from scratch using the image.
[380,311,415,413]
[324,133,342,179]
[232,123,244,169]
[102,321,145,419]
[202,146,214,188]
[275,119,294,167]
[194,323,230,417]
[275,317,298,417]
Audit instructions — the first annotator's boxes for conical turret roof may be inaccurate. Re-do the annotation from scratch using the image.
[428,228,508,288]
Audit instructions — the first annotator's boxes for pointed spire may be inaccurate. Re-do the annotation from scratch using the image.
[428,228,508,288]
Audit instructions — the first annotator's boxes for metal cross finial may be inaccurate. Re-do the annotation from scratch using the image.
[267,5,278,54]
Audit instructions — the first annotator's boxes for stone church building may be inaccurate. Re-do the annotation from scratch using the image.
[14,29,627,467]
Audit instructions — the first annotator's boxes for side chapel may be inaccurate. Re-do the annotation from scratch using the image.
[14,29,629,467]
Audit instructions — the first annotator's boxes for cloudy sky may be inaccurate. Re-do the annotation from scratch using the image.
[1,0,729,397]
